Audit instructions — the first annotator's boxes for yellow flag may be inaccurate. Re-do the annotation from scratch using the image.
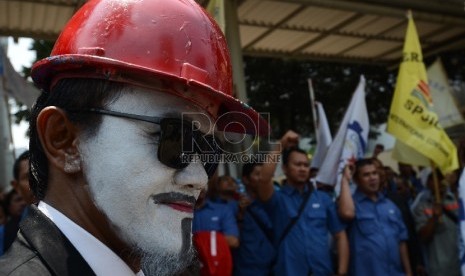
[387,13,458,174]
[207,0,225,34]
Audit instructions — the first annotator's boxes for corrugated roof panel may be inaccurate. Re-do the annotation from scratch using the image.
[385,19,444,43]
[352,16,403,35]
[429,27,465,42]
[42,5,59,33]
[339,15,379,34]
[381,24,405,39]
[240,25,269,47]
[382,50,401,61]
[238,0,300,25]
[31,4,47,32]
[343,39,401,58]
[239,0,262,17]
[0,2,7,27]
[252,29,319,52]
[383,20,443,40]
[284,7,355,31]
[0,0,464,65]
[8,1,21,30]
[54,6,75,33]
[415,20,444,36]
[302,35,364,55]
[20,2,34,30]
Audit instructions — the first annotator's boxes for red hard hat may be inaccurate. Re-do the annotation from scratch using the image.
[31,0,269,136]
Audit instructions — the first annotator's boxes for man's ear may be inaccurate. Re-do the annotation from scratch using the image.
[37,107,81,173]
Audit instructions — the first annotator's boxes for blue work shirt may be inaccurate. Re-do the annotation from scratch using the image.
[234,199,275,276]
[263,184,345,276]
[211,197,239,216]
[193,200,239,238]
[349,189,408,276]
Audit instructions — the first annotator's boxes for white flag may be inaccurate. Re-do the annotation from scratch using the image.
[316,75,369,191]
[427,58,464,128]
[0,46,39,108]
[311,101,332,169]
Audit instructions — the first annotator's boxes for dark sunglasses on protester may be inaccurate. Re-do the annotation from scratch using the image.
[66,108,222,178]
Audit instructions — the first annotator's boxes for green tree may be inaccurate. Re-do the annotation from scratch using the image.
[244,49,465,139]
[244,56,395,138]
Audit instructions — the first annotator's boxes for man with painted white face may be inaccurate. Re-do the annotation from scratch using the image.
[0,0,268,275]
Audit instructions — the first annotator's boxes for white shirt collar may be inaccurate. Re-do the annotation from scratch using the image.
[38,201,145,276]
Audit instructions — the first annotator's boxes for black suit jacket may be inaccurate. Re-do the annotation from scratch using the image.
[3,216,21,253]
[0,205,95,276]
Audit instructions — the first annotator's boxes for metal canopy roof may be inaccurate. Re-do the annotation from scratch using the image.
[0,0,86,40]
[1,0,465,65]
[238,0,465,65]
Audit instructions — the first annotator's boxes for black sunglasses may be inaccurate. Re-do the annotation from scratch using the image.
[67,108,222,178]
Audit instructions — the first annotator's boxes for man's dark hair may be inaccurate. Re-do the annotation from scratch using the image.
[13,150,29,181]
[29,79,127,200]
[3,189,19,217]
[242,162,262,178]
[354,158,376,179]
[282,147,307,166]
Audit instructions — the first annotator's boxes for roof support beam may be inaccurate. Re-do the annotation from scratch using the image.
[273,0,465,25]
[243,49,390,66]
[243,5,307,50]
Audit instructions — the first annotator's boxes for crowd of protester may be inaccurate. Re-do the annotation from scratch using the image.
[0,140,462,276]
[190,132,461,276]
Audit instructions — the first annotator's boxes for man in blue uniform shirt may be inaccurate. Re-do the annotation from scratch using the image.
[346,158,412,276]
[257,131,349,276]
[193,190,240,248]
[234,163,275,276]
[193,190,239,275]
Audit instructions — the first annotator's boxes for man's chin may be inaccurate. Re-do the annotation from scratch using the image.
[140,246,195,276]
[135,230,195,275]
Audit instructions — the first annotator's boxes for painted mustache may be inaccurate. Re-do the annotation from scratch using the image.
[152,192,197,209]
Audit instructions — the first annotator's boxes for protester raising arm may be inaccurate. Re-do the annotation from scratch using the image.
[256,130,299,202]
[338,164,355,221]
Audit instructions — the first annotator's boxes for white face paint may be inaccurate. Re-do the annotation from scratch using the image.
[78,87,212,274]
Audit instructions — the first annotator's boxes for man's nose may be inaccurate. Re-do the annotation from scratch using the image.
[173,159,208,191]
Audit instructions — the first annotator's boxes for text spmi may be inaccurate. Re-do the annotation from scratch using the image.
[404,99,440,129]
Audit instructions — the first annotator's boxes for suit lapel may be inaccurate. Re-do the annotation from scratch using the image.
[19,205,95,276]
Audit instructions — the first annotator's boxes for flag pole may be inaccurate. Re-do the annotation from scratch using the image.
[407,9,412,20]
[5,97,15,160]
[308,79,319,141]
[430,160,441,204]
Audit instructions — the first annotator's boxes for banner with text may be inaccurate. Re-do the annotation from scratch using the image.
[387,14,458,174]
